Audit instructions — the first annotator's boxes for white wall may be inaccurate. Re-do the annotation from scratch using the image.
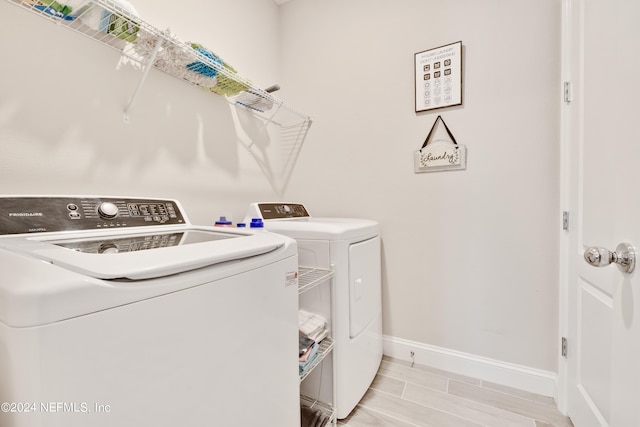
[0,0,561,375]
[279,0,561,372]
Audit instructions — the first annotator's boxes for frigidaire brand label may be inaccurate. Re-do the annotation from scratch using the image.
[9,212,44,217]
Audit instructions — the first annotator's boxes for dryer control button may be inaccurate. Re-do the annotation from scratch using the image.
[97,202,119,219]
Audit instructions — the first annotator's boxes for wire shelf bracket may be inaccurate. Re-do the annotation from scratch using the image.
[123,29,166,124]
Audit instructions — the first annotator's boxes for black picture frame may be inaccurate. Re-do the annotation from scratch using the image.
[414,41,463,112]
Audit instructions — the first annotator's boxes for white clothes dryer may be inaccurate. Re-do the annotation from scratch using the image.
[245,202,382,419]
[0,196,301,427]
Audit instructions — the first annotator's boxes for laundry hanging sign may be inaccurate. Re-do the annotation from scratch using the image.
[414,115,466,173]
[417,144,461,168]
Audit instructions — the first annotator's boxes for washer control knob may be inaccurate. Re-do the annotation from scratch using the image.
[98,243,119,254]
[97,202,119,219]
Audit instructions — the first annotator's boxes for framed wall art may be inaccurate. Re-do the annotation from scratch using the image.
[414,41,462,112]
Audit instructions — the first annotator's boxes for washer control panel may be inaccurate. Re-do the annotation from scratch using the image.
[257,203,310,220]
[0,197,186,235]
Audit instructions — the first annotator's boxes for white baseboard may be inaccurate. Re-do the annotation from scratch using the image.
[383,335,557,398]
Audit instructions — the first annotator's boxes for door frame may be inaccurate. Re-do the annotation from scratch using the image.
[557,0,577,416]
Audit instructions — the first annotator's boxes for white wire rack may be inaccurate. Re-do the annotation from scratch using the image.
[300,394,337,426]
[298,266,337,426]
[5,0,312,129]
[298,267,334,295]
[299,337,335,383]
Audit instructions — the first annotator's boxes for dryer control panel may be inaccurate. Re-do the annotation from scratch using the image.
[256,203,310,220]
[0,196,186,235]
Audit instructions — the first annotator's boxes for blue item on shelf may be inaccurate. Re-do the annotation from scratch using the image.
[299,342,320,376]
[33,5,76,20]
[186,47,222,78]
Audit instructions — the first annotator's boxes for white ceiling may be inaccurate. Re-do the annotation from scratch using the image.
[273,0,293,4]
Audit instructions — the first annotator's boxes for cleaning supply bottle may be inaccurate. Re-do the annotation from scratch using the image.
[214,216,233,227]
[249,218,264,229]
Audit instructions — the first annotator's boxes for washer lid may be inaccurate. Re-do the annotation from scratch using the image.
[0,227,284,280]
[263,218,379,241]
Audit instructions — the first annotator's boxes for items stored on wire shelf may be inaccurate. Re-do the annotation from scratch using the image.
[5,0,312,125]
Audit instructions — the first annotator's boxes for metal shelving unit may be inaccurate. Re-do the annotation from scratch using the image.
[298,267,337,426]
[5,0,313,130]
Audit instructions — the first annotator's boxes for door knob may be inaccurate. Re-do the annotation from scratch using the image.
[584,243,636,274]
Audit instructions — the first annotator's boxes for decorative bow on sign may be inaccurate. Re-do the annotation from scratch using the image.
[414,115,467,173]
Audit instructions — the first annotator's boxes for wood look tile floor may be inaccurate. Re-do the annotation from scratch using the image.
[337,357,573,427]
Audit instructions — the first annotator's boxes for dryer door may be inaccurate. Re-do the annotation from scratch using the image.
[348,236,381,338]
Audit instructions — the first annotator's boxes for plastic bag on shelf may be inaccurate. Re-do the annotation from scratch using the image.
[78,0,140,42]
[24,0,85,20]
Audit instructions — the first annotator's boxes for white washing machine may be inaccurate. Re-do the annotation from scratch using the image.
[245,202,383,419]
[0,196,301,427]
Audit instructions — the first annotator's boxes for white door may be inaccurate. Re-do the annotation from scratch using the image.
[565,0,640,425]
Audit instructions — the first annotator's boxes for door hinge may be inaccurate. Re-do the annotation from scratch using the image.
[564,81,572,103]
[562,337,568,358]
[563,211,569,230]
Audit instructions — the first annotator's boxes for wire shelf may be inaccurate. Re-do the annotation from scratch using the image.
[300,394,337,426]
[298,267,334,295]
[299,337,334,383]
[5,0,312,127]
